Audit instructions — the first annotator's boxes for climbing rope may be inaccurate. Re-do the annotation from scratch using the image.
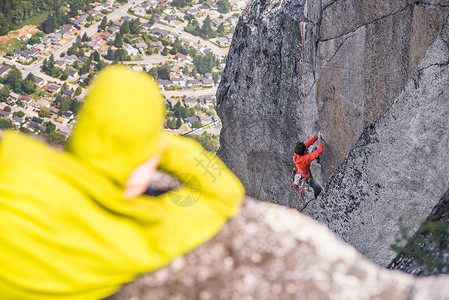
[301,10,308,140]
[256,1,306,201]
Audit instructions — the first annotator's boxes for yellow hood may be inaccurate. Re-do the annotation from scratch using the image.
[68,66,165,185]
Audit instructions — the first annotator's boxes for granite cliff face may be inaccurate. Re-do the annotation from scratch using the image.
[216,0,449,266]
[217,0,449,204]
[306,25,449,265]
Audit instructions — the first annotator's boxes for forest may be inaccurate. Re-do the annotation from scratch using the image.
[0,0,96,35]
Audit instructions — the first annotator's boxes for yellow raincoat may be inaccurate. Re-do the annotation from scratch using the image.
[0,66,244,299]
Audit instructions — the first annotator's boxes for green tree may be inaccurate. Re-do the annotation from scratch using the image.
[32,116,44,124]
[114,32,123,47]
[82,32,90,42]
[41,13,56,34]
[162,46,169,56]
[0,119,12,130]
[129,18,141,34]
[147,67,158,79]
[187,132,219,152]
[217,23,225,36]
[217,0,231,13]
[176,117,182,129]
[77,48,85,58]
[76,35,82,47]
[212,72,220,83]
[146,47,153,55]
[79,59,91,75]
[38,106,51,118]
[192,120,201,129]
[114,48,129,62]
[48,54,55,70]
[46,131,66,146]
[91,50,100,62]
[74,86,82,97]
[95,60,107,72]
[99,16,108,31]
[67,44,78,56]
[25,72,35,82]
[105,47,114,60]
[0,85,10,102]
[13,110,25,118]
[5,68,23,93]
[60,69,69,81]
[21,79,36,95]
[120,21,130,35]
[46,122,56,133]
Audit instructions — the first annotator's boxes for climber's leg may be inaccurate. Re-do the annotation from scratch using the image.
[308,174,322,199]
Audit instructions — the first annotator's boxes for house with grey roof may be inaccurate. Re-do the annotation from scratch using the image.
[198,115,213,124]
[201,78,214,86]
[41,36,51,45]
[12,116,23,127]
[68,69,79,80]
[107,26,119,34]
[34,98,51,109]
[151,28,169,38]
[135,42,148,49]
[64,54,78,65]
[165,15,177,24]
[0,110,11,119]
[186,79,201,86]
[185,8,197,14]
[34,77,47,88]
[62,89,74,98]
[0,64,12,77]
[157,79,171,88]
[26,121,40,132]
[47,84,61,94]
[9,92,20,102]
[58,27,71,37]
[183,97,198,107]
[184,116,199,126]
[141,22,152,31]
[14,49,39,63]
[172,77,186,87]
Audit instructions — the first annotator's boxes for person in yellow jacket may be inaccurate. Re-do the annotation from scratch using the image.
[0,66,245,299]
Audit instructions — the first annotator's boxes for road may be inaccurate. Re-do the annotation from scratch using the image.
[122,53,167,65]
[162,86,217,98]
[0,0,148,80]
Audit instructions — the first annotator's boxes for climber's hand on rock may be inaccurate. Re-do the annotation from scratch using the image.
[124,155,161,199]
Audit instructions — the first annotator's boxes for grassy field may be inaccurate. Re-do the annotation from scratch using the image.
[20,12,49,27]
[0,38,26,55]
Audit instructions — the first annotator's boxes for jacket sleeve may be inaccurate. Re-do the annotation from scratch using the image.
[305,135,318,148]
[148,133,245,259]
[304,144,323,164]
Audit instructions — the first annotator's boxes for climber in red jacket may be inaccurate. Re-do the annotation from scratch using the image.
[292,132,323,200]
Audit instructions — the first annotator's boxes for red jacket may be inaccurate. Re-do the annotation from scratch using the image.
[293,136,323,177]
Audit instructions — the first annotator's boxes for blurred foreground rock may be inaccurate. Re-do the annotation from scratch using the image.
[108,197,449,300]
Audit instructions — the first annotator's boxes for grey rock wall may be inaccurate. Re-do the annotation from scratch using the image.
[306,23,449,266]
[108,198,449,300]
[216,0,320,207]
[217,0,449,204]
